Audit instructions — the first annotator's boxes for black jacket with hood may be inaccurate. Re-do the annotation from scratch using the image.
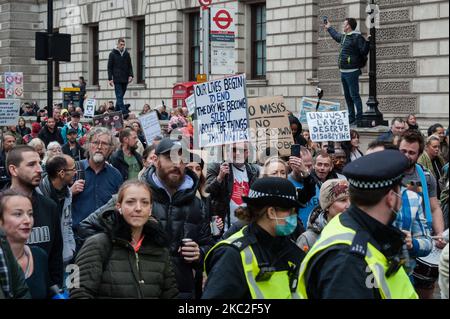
[70,210,178,299]
[109,148,143,181]
[38,126,64,147]
[107,48,133,83]
[327,27,370,70]
[77,167,214,299]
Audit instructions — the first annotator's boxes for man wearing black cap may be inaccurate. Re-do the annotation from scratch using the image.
[298,150,418,299]
[61,128,85,162]
[139,138,213,299]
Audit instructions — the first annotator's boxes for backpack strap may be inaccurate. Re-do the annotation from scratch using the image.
[400,190,413,231]
[415,164,432,230]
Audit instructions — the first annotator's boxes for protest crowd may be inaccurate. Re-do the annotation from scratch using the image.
[0,95,448,300]
[0,28,448,301]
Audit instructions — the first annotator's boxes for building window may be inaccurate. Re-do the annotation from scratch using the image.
[136,19,145,84]
[90,25,99,85]
[53,29,60,87]
[251,4,266,79]
[189,12,201,81]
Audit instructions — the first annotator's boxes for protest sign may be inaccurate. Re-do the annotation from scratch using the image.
[139,111,162,144]
[248,96,294,157]
[194,74,248,147]
[306,110,351,142]
[185,94,196,115]
[0,99,20,126]
[93,111,123,135]
[4,72,24,99]
[298,97,340,124]
[84,98,96,117]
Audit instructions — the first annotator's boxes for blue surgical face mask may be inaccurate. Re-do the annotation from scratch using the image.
[272,214,298,236]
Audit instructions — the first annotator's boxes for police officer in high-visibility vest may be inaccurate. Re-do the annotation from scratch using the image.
[202,177,305,299]
[298,150,419,299]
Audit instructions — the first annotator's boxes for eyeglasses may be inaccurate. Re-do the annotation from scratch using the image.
[49,148,62,152]
[63,167,77,172]
[91,140,111,148]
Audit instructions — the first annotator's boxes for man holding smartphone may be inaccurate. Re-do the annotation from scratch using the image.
[288,146,318,227]
[324,17,370,125]
[206,142,260,231]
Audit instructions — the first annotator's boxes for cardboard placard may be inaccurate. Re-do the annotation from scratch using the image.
[93,111,123,135]
[0,99,20,126]
[138,111,162,144]
[306,110,351,142]
[185,94,196,115]
[194,74,248,147]
[84,98,96,117]
[248,96,294,157]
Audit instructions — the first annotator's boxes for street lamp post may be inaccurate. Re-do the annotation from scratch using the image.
[47,0,54,117]
[359,0,388,128]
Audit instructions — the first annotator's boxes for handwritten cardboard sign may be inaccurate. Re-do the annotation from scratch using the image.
[248,96,294,157]
[194,74,248,147]
[306,110,351,142]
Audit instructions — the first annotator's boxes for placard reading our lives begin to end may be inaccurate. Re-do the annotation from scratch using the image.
[194,74,249,148]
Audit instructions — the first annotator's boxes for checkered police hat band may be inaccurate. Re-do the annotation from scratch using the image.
[248,189,296,201]
[348,176,402,189]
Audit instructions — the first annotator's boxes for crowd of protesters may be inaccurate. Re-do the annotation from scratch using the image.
[0,100,448,300]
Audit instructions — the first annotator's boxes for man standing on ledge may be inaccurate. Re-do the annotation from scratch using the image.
[325,18,370,125]
[108,37,133,115]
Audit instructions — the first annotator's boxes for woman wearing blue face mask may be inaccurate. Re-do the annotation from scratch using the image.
[202,177,306,299]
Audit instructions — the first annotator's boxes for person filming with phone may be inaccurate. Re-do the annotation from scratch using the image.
[324,17,370,126]
[206,142,260,232]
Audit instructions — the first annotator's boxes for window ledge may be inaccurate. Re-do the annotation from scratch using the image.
[128,83,147,90]
[247,79,268,87]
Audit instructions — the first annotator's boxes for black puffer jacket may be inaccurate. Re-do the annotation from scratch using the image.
[107,48,133,83]
[141,167,214,298]
[77,167,214,298]
[70,210,178,299]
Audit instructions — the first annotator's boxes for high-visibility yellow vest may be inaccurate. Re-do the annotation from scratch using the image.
[298,215,418,299]
[205,227,300,299]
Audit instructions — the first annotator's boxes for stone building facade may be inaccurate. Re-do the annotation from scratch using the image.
[0,0,448,127]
